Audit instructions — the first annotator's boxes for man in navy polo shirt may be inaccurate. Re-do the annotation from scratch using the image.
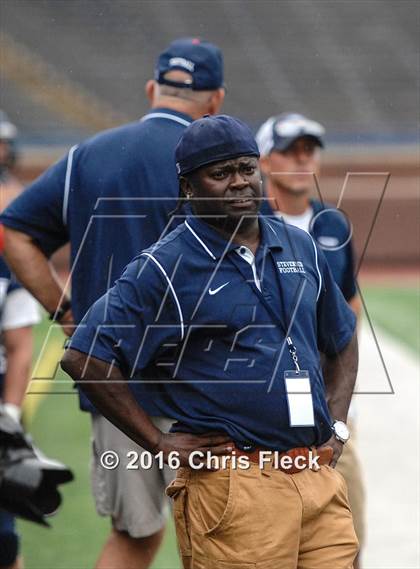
[62,115,359,568]
[0,39,225,568]
[256,113,365,568]
[256,113,359,306]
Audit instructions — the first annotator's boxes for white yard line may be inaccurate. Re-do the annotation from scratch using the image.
[355,323,419,567]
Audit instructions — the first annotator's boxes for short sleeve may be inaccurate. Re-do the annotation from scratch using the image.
[316,245,356,355]
[0,152,72,257]
[69,255,182,375]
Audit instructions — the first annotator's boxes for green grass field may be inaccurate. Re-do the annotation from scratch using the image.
[16,284,419,568]
[361,285,419,354]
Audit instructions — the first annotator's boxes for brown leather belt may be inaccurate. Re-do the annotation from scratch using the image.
[233,445,333,474]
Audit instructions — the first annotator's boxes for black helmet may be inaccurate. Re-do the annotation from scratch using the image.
[0,409,74,526]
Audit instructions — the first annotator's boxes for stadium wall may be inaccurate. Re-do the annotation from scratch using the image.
[13,147,419,270]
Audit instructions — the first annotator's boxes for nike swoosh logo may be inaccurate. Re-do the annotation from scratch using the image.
[208,282,230,295]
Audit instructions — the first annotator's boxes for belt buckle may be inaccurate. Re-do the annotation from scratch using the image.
[235,441,256,452]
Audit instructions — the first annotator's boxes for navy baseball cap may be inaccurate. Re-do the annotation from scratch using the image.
[175,115,260,176]
[256,113,325,155]
[155,37,224,91]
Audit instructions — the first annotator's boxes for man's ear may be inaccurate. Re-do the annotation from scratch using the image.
[145,80,156,105]
[208,88,225,115]
[179,176,192,198]
[259,155,271,176]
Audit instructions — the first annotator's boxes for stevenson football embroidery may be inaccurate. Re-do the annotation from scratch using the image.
[277,261,305,274]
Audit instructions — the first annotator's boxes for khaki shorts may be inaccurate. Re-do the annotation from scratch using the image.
[91,414,175,538]
[336,424,366,548]
[167,462,358,569]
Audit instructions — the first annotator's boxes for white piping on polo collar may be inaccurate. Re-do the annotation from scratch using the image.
[141,112,192,127]
[185,221,216,260]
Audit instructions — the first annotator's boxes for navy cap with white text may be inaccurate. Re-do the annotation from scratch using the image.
[175,114,259,176]
[155,37,224,91]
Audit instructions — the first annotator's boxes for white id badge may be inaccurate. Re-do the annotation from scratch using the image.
[284,370,315,427]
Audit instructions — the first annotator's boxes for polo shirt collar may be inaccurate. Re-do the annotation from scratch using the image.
[142,107,193,125]
[260,216,284,251]
[185,215,283,260]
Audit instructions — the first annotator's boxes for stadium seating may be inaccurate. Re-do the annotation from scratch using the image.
[1,0,417,144]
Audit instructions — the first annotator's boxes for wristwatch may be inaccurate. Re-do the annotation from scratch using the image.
[331,420,350,444]
[49,299,71,322]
